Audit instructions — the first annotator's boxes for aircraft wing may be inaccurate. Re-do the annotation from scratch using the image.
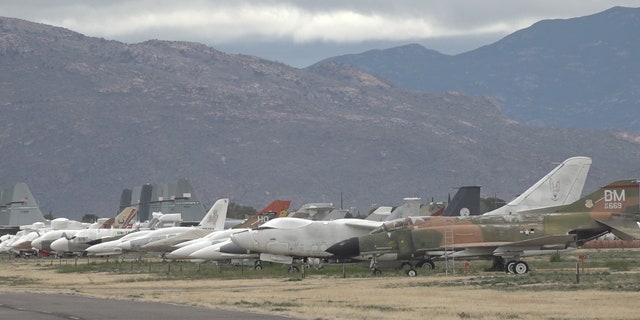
[341,219,383,231]
[427,235,576,259]
[498,234,577,248]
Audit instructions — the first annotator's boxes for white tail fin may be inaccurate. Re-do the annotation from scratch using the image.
[198,198,229,230]
[385,197,421,221]
[364,206,394,221]
[485,156,592,215]
[100,207,138,229]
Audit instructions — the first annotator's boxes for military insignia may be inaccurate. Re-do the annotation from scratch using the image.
[549,180,561,201]
[585,199,593,208]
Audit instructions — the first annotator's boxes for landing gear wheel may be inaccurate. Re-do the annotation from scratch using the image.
[372,268,383,276]
[287,265,299,273]
[506,260,517,274]
[417,259,435,269]
[406,268,418,277]
[254,263,263,270]
[514,261,529,274]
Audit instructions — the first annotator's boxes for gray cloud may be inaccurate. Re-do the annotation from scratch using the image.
[2,0,637,66]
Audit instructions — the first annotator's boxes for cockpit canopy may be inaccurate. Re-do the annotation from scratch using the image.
[256,217,314,230]
[370,217,427,234]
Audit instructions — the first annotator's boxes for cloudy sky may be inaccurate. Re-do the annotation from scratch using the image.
[2,1,638,67]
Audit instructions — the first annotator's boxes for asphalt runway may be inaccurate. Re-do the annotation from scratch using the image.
[0,292,296,320]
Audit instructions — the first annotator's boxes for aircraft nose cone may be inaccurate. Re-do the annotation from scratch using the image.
[229,230,254,250]
[189,245,221,260]
[31,238,43,250]
[219,241,247,255]
[326,237,360,257]
[118,241,132,251]
[50,238,69,253]
[84,243,103,254]
[167,242,208,260]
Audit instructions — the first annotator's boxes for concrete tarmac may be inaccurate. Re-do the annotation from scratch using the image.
[0,292,296,320]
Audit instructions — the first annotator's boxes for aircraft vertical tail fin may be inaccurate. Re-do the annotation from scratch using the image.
[198,198,229,230]
[100,207,138,228]
[119,188,133,213]
[439,186,481,216]
[385,198,421,221]
[114,207,138,228]
[233,200,291,229]
[558,179,639,214]
[485,156,591,215]
[364,206,394,221]
[1,182,46,226]
[257,200,291,217]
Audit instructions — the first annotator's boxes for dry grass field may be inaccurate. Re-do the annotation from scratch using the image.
[1,249,639,320]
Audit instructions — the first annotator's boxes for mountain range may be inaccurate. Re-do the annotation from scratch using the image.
[0,9,638,221]
[315,6,640,131]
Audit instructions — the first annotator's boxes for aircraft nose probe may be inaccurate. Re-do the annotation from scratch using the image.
[325,237,360,257]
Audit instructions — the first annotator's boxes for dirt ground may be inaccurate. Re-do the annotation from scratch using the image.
[0,257,637,320]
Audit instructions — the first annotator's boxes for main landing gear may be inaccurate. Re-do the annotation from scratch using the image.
[505,260,529,274]
[491,257,530,274]
[287,264,300,273]
[371,258,436,277]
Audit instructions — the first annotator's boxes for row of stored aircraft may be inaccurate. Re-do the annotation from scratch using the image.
[2,156,639,277]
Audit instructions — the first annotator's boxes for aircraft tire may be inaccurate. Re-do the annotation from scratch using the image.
[506,261,517,274]
[417,259,435,269]
[254,264,263,271]
[514,261,529,274]
[406,268,417,277]
[287,265,299,273]
[372,268,383,276]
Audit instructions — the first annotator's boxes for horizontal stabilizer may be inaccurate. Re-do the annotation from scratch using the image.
[596,220,640,241]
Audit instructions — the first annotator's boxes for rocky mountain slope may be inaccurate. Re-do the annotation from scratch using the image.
[1,17,638,220]
[315,6,640,131]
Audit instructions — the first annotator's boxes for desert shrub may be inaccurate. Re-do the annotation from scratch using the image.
[549,253,562,262]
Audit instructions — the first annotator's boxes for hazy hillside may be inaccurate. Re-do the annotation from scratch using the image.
[1,17,638,220]
[314,6,640,131]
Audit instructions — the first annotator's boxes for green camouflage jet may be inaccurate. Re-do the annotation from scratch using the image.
[326,179,640,276]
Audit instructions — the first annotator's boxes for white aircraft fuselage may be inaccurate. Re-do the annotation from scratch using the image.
[229,217,381,261]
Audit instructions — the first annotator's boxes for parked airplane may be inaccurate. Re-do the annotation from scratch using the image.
[225,157,593,273]
[326,179,640,276]
[163,200,291,262]
[117,198,228,254]
[0,222,47,256]
[84,230,153,257]
[49,207,138,254]
[84,211,186,256]
[7,222,48,254]
[226,217,383,270]
[222,191,475,271]
[142,199,291,254]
